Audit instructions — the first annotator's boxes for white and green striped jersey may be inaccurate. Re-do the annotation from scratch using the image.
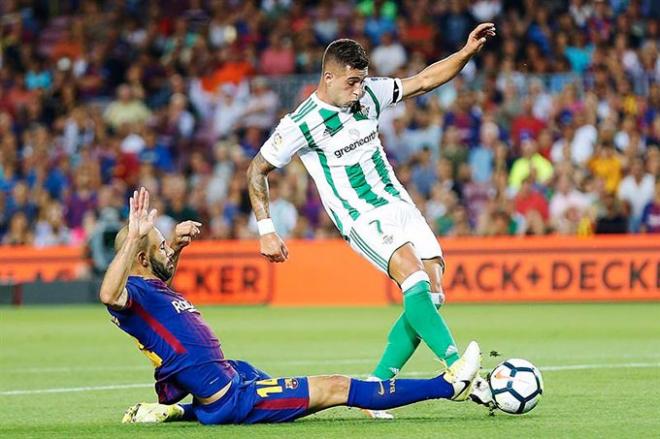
[260,77,413,237]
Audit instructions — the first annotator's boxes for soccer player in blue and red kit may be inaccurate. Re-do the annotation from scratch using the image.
[101,187,483,425]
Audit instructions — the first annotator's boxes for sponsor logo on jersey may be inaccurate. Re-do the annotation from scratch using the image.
[334,130,377,158]
[171,299,198,314]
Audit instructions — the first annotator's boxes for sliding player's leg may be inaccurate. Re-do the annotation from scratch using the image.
[123,342,481,425]
[308,339,480,414]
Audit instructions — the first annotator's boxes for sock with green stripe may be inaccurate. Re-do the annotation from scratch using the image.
[401,271,459,367]
[372,312,420,380]
[372,292,452,379]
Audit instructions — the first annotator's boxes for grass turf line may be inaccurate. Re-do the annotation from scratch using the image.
[1,303,659,438]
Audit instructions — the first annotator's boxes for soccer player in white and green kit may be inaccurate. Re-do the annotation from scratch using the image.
[247,23,497,418]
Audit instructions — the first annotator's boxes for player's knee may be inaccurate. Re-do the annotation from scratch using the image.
[429,278,442,294]
[389,245,424,282]
[326,375,350,400]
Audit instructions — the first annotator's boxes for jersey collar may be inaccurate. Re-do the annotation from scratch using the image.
[311,92,352,113]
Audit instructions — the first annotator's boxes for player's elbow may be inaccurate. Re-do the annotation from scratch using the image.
[98,289,114,305]
[99,286,123,307]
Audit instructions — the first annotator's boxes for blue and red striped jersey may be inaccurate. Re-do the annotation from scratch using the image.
[107,276,236,403]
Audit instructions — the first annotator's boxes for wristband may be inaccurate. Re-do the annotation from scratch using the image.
[257,218,276,236]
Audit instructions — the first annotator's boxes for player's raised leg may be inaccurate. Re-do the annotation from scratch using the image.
[388,245,460,368]
[371,256,448,382]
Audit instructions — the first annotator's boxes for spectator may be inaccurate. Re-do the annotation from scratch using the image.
[514,177,549,235]
[103,84,152,130]
[0,1,657,244]
[2,212,34,246]
[242,77,278,131]
[34,202,71,247]
[164,175,201,224]
[260,34,296,76]
[469,121,498,184]
[65,170,97,229]
[588,142,622,193]
[371,32,407,76]
[6,182,37,224]
[550,174,591,234]
[640,179,660,233]
[508,137,554,192]
[411,147,436,198]
[139,129,175,173]
[617,157,655,231]
[595,193,628,234]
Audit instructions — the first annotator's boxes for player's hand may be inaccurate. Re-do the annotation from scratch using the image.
[171,220,202,252]
[463,23,496,56]
[259,233,289,263]
[128,187,157,239]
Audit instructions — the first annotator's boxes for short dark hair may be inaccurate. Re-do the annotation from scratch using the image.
[322,39,369,70]
[114,225,149,254]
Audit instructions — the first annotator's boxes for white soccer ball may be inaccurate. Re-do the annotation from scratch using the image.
[488,358,544,415]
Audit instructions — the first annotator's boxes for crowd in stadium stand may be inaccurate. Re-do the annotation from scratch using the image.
[0,0,659,248]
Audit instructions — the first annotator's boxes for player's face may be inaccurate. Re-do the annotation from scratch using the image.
[327,65,367,108]
[148,229,175,282]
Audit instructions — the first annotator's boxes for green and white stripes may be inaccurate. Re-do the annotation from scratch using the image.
[372,148,401,199]
[319,108,344,136]
[364,86,380,117]
[345,162,388,208]
[349,229,388,272]
[291,98,317,123]
[299,122,359,221]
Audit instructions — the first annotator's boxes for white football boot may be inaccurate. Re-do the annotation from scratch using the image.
[360,376,395,420]
[443,340,482,401]
[122,402,184,423]
[470,375,495,408]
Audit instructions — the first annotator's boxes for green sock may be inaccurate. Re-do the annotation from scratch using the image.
[403,280,459,367]
[372,313,420,380]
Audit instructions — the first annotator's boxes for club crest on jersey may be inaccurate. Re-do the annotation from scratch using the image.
[352,103,370,120]
[171,299,197,314]
[284,378,299,390]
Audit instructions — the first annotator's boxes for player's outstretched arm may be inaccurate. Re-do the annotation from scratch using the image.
[401,23,496,100]
[246,152,289,263]
[166,220,202,287]
[99,187,156,308]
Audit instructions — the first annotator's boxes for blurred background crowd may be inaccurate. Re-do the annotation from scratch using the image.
[0,0,659,250]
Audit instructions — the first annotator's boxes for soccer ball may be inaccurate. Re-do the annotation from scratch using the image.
[488,358,544,415]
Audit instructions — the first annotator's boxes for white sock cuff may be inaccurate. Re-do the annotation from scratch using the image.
[400,271,430,292]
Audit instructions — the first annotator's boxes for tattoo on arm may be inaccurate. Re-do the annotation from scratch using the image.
[247,152,277,220]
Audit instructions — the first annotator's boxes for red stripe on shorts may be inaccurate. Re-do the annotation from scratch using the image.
[254,397,309,410]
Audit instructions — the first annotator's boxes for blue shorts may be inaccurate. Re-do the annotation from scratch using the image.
[193,360,310,425]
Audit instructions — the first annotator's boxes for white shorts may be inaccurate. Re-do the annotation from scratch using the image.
[347,200,443,275]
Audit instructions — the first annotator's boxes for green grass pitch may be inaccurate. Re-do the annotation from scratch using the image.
[2,303,659,438]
